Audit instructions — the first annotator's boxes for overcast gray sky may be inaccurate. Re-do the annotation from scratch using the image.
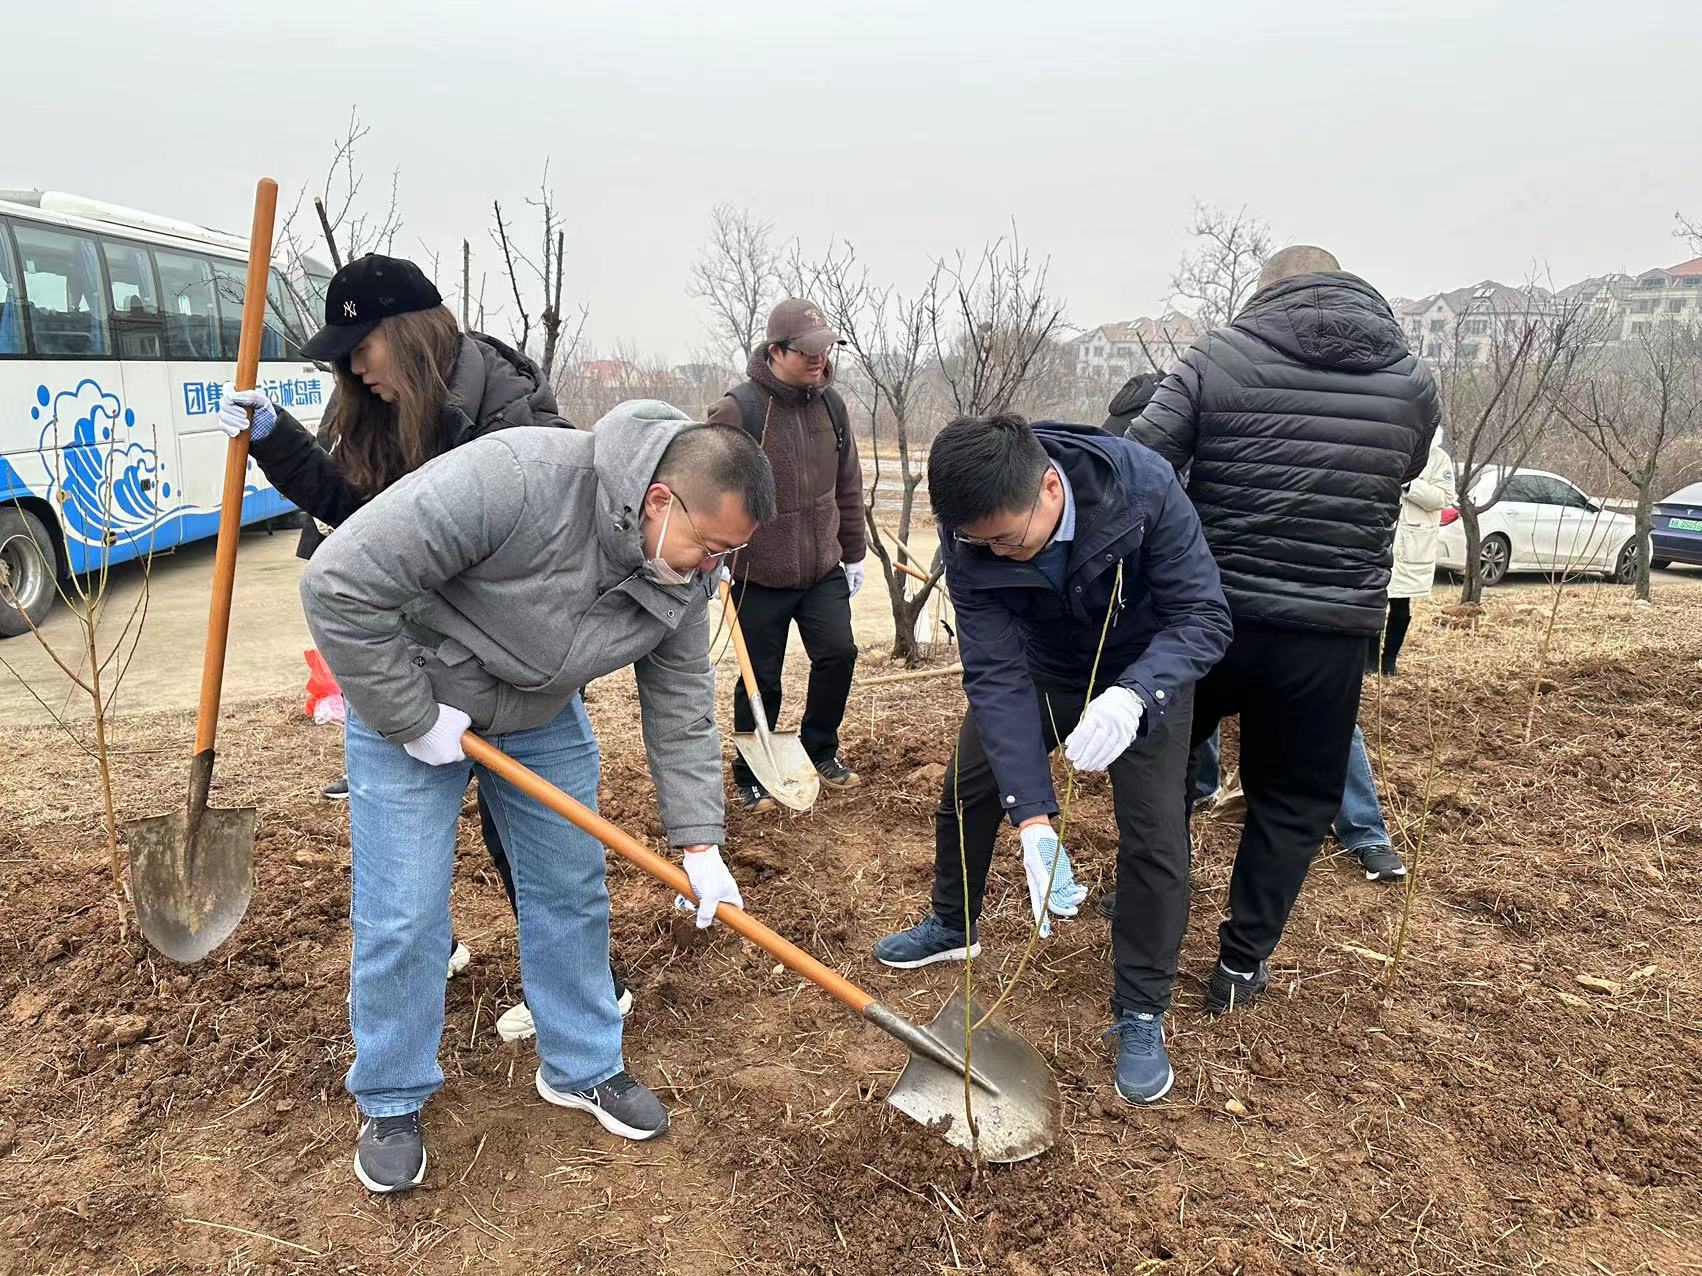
[6,0,1699,361]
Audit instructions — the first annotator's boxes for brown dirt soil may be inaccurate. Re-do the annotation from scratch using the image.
[3,585,1701,1274]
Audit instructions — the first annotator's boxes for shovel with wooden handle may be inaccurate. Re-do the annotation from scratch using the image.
[719,578,820,812]
[461,731,1060,1162]
[124,178,278,963]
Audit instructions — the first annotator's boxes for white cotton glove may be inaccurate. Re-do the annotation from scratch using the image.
[679,845,744,928]
[215,386,277,442]
[843,561,865,597]
[402,703,472,766]
[1064,686,1145,772]
[1020,823,1064,939]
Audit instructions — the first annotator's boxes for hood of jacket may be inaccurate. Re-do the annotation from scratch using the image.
[443,332,564,445]
[1233,271,1409,374]
[589,398,701,589]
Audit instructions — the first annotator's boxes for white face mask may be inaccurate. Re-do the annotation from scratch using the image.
[642,497,697,587]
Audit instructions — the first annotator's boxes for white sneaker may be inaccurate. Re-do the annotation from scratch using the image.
[495,988,633,1043]
[446,941,471,979]
[496,1001,536,1042]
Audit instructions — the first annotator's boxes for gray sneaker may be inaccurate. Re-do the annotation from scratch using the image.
[871,914,980,969]
[354,1112,426,1193]
[535,1069,669,1141]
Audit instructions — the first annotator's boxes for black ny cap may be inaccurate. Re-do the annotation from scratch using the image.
[300,254,444,362]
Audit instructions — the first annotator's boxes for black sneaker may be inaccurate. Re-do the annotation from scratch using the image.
[1096,892,1117,921]
[321,774,350,801]
[535,1069,669,1140]
[1355,845,1408,883]
[1379,661,1399,679]
[354,1112,426,1193]
[1207,959,1270,1015]
[737,781,776,813]
[816,756,861,788]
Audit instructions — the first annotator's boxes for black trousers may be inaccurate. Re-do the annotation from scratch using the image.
[1191,624,1365,970]
[730,570,858,786]
[477,783,519,914]
[1371,597,1413,670]
[931,683,1195,1015]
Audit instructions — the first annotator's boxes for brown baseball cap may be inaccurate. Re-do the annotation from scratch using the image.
[765,297,844,357]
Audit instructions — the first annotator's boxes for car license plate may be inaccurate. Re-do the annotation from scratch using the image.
[1670,517,1702,532]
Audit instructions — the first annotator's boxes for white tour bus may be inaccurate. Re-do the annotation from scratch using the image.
[0,190,335,636]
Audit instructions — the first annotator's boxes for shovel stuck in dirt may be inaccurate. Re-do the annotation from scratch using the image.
[719,579,820,812]
[125,179,278,963]
[461,731,1061,1162]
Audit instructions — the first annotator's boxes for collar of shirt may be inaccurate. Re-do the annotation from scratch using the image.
[1047,463,1076,545]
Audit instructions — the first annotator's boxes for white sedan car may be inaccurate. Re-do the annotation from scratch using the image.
[1435,467,1641,588]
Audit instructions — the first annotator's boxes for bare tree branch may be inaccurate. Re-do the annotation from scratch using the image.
[1170,202,1275,330]
[690,204,781,371]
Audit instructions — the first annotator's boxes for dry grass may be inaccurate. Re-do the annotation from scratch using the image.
[1,581,1699,1274]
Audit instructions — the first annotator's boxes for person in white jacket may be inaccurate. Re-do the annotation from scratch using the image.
[1373,432,1458,676]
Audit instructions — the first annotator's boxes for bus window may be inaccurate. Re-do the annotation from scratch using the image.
[209,259,287,361]
[13,223,111,357]
[267,267,312,356]
[0,227,24,355]
[102,240,164,359]
[153,249,221,359]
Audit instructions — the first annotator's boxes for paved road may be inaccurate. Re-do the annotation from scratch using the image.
[0,523,952,728]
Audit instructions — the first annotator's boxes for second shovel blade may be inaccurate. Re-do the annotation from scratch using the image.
[732,729,820,811]
[125,802,257,963]
[886,989,1061,1164]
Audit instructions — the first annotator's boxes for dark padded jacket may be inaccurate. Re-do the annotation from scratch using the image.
[943,422,1231,826]
[1127,272,1438,635]
[251,332,572,556]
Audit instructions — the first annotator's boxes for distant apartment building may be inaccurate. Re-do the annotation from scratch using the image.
[1400,257,1702,366]
[1396,281,1553,364]
[1590,257,1702,341]
[1072,313,1201,378]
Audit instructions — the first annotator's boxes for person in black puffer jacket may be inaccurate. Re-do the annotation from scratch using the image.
[216,254,632,1041]
[1127,246,1436,1014]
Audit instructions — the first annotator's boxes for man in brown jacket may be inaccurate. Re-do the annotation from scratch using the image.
[707,298,868,811]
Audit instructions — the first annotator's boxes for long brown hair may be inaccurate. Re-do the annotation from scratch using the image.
[322,305,461,495]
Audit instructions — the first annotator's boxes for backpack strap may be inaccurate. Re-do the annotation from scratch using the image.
[821,387,849,453]
[727,382,768,444]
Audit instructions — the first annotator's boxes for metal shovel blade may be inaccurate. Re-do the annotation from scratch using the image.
[884,988,1062,1163]
[124,753,256,963]
[731,728,821,812]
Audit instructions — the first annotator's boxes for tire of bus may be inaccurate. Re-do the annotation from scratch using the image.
[0,508,59,638]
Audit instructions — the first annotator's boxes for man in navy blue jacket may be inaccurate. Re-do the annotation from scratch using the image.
[873,414,1231,1103]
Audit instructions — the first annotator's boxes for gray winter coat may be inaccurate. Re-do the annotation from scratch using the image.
[300,400,724,848]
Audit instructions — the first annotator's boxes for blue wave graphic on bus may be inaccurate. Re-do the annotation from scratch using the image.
[13,378,290,574]
[33,380,180,550]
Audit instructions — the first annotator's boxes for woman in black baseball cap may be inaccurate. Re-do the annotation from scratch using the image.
[215,253,636,1034]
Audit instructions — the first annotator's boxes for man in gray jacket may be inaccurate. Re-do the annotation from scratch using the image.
[300,400,776,1194]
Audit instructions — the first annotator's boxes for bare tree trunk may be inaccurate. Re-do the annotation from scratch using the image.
[1459,506,1485,605]
[1631,481,1654,601]
[461,239,471,331]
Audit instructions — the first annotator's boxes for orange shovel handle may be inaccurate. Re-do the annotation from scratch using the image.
[460,732,874,1016]
[193,177,278,756]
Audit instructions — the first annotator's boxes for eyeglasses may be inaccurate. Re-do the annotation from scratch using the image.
[671,491,749,566]
[953,483,1043,549]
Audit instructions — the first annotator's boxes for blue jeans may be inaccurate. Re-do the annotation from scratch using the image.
[1188,729,1220,810]
[1331,725,1390,852]
[343,698,621,1117]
